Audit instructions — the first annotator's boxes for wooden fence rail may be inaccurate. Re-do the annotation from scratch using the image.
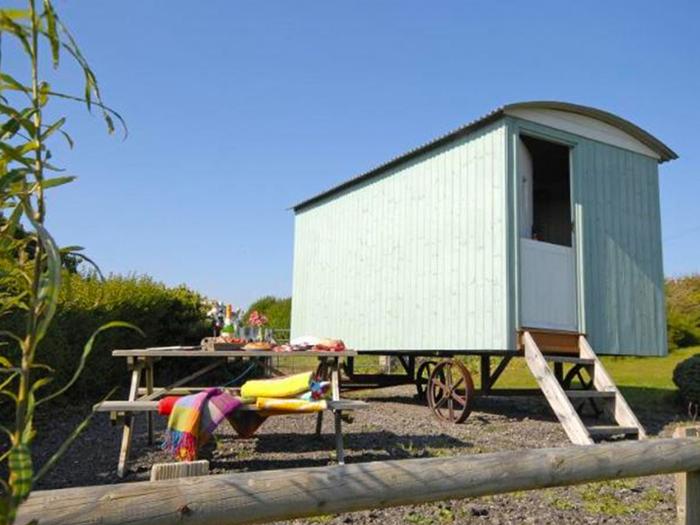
[17,435,700,525]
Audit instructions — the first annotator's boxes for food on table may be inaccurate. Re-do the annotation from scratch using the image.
[313,338,346,352]
[243,341,273,351]
[219,336,246,345]
[289,335,320,349]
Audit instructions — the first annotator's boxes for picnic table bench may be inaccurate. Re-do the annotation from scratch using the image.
[94,346,367,477]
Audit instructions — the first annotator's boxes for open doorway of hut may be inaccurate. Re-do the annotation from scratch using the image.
[518,135,572,247]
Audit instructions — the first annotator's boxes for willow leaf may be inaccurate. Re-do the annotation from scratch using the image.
[0,330,23,346]
[0,390,17,402]
[0,9,31,20]
[0,117,20,140]
[48,91,126,138]
[0,73,31,95]
[38,81,50,107]
[30,363,54,373]
[0,104,38,135]
[65,251,105,285]
[29,376,52,394]
[41,0,60,67]
[56,127,73,149]
[0,373,19,394]
[26,217,61,347]
[59,245,83,253]
[18,140,39,155]
[0,203,22,236]
[0,11,32,57]
[4,113,36,138]
[0,143,33,168]
[40,117,65,141]
[37,176,75,190]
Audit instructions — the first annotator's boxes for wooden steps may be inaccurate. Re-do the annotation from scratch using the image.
[522,331,646,445]
[587,425,640,439]
[564,390,616,399]
[546,356,595,366]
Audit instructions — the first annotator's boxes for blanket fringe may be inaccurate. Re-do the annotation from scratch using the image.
[162,430,198,462]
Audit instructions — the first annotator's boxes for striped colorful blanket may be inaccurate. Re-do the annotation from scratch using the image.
[162,388,241,461]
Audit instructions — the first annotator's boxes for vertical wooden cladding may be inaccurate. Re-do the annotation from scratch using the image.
[574,139,666,356]
[292,123,509,351]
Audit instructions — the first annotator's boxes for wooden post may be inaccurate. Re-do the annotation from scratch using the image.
[480,356,491,394]
[674,426,700,525]
[16,437,700,525]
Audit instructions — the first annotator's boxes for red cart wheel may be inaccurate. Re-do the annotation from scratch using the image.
[427,360,475,424]
[415,360,437,401]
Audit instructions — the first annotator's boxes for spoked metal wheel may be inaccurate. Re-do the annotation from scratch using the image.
[427,359,475,424]
[415,360,437,401]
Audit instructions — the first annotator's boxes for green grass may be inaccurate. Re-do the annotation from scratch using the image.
[489,346,700,411]
[275,346,700,411]
[479,346,700,390]
[578,480,667,516]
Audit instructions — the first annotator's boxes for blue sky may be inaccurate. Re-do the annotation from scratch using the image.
[6,1,699,307]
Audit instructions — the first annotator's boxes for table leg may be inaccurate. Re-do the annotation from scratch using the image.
[331,357,345,465]
[145,361,155,445]
[118,363,143,478]
[315,411,324,436]
[315,358,328,437]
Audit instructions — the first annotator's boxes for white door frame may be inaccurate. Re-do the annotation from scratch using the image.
[514,126,581,333]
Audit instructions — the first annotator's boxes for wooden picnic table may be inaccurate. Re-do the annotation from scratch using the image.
[97,346,362,477]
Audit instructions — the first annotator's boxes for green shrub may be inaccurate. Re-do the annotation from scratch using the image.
[673,354,700,410]
[666,275,700,350]
[3,273,210,401]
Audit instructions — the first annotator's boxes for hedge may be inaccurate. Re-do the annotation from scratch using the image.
[3,273,211,401]
[673,354,700,411]
[666,274,700,350]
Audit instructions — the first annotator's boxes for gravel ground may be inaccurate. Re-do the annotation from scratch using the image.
[31,385,692,524]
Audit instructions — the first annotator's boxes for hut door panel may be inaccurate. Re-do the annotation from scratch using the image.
[520,238,577,331]
[518,134,577,331]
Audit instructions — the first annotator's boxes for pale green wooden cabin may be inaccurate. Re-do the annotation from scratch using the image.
[291,101,677,356]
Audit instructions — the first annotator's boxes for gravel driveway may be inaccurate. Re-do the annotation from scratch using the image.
[31,385,691,524]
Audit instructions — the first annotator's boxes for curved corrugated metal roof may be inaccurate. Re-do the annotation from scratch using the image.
[293,101,677,212]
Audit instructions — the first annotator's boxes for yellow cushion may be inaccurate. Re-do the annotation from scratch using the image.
[241,371,313,399]
[256,397,327,413]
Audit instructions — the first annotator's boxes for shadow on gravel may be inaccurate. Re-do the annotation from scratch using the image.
[210,431,472,472]
[357,386,688,437]
[247,430,470,454]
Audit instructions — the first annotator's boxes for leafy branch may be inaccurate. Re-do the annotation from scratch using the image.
[0,2,131,523]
